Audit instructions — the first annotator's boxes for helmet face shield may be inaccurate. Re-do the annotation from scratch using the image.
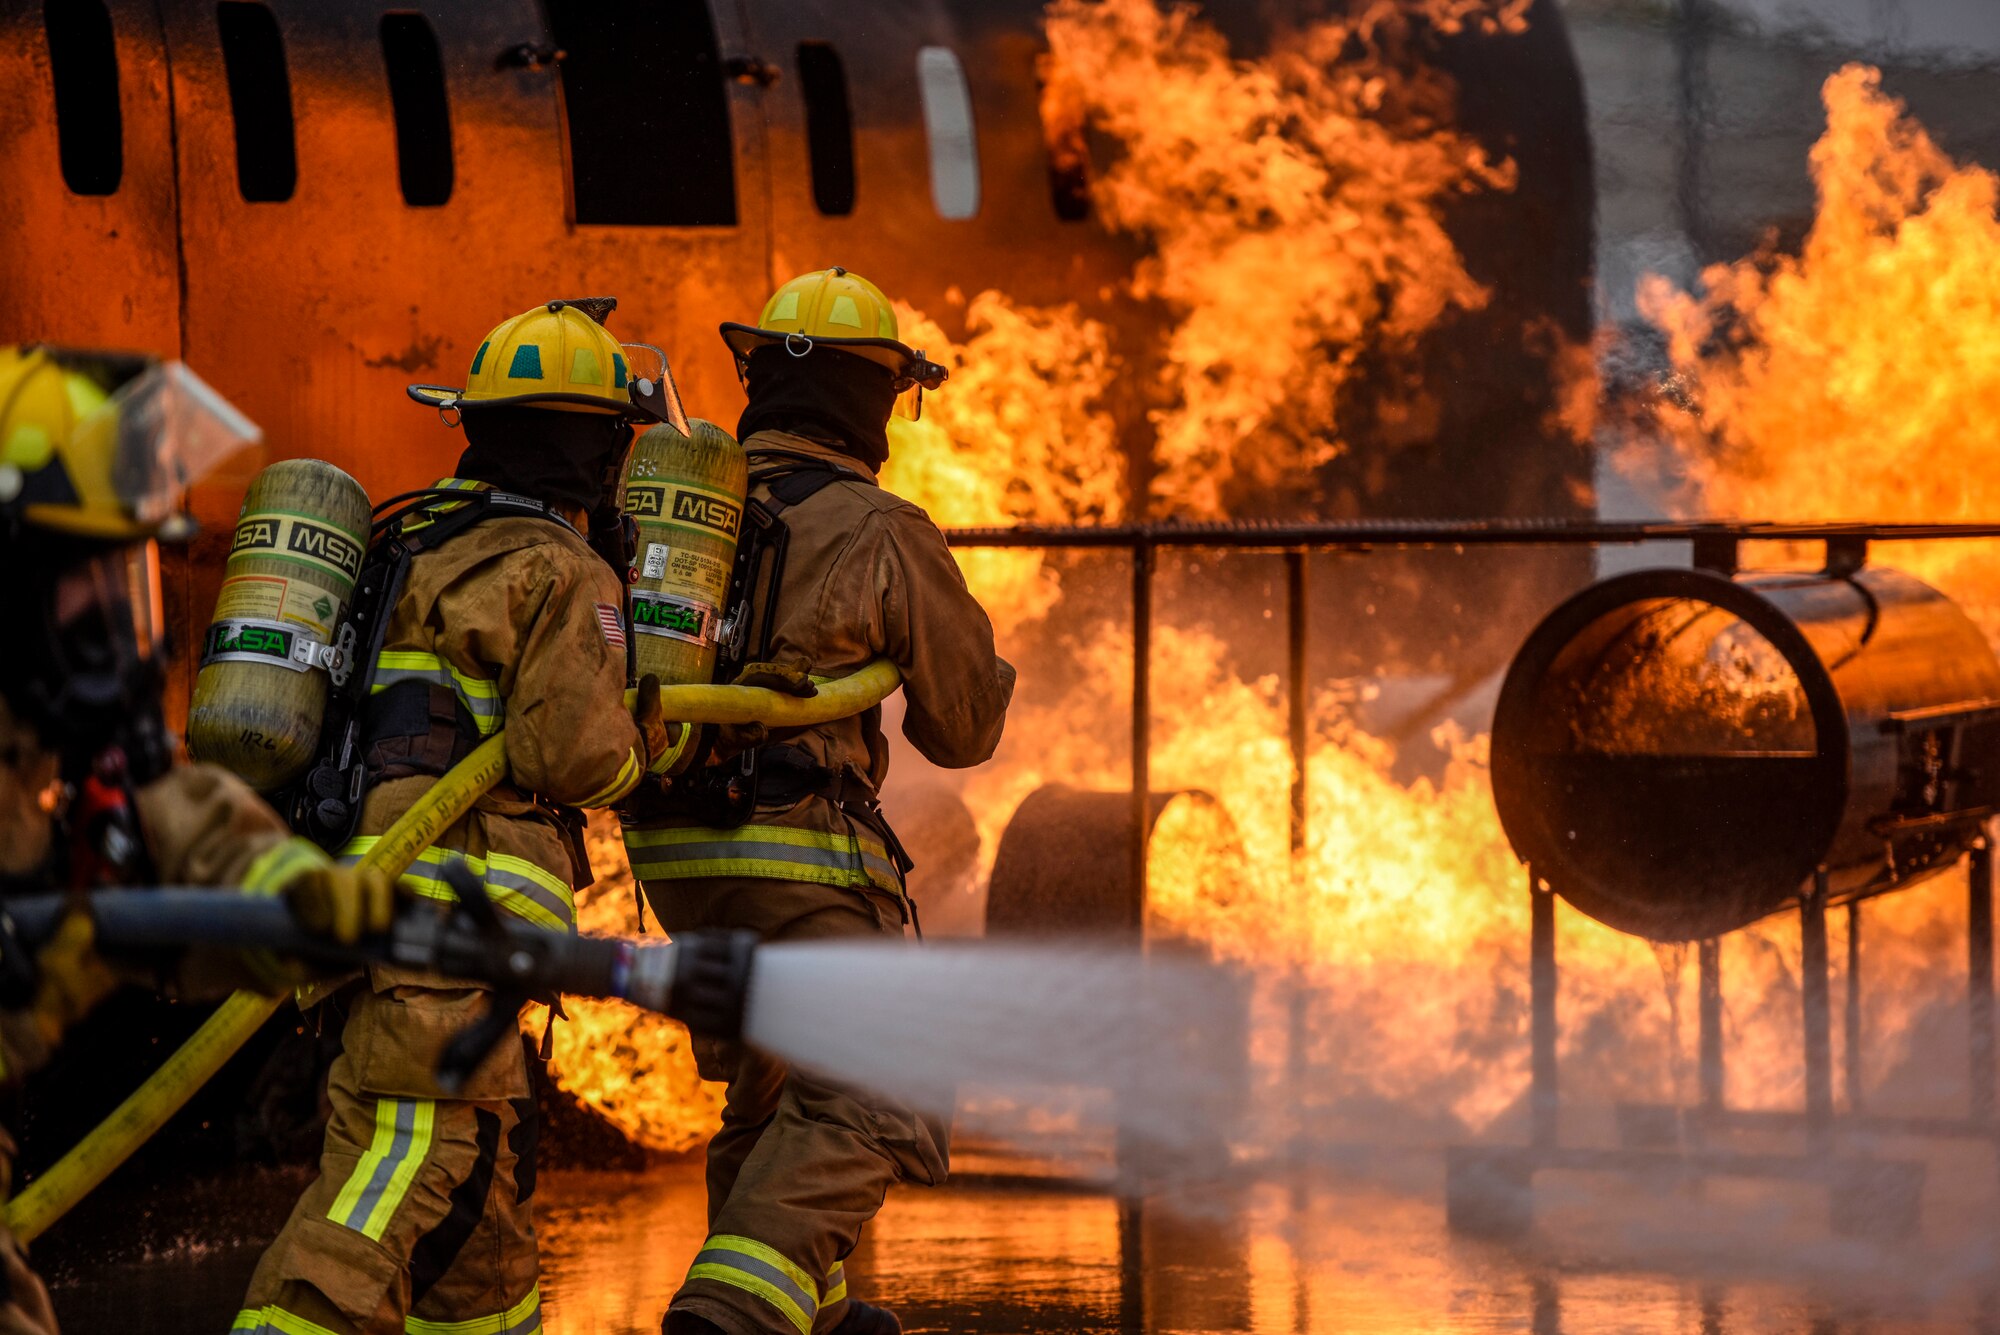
[53,539,167,682]
[5,536,176,783]
[103,362,262,528]
[621,342,690,433]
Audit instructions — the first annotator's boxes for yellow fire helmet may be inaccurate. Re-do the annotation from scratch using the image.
[410,297,688,431]
[720,267,948,416]
[0,345,262,541]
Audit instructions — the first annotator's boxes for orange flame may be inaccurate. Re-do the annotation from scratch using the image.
[1630,63,2000,627]
[1040,0,1518,516]
[535,24,1987,1156]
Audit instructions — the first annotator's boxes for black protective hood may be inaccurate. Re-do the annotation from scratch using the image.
[735,344,897,471]
[456,405,632,512]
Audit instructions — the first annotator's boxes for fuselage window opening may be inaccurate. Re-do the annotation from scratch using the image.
[915,46,978,221]
[796,42,855,217]
[544,0,737,226]
[380,12,453,206]
[216,1,297,203]
[1037,68,1091,222]
[43,0,123,196]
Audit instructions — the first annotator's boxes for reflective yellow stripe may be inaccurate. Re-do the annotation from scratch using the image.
[647,723,694,777]
[403,1283,543,1335]
[687,1233,820,1335]
[240,837,326,897]
[823,1261,848,1307]
[373,650,503,736]
[579,747,643,808]
[233,1306,346,1335]
[328,1096,435,1240]
[624,823,902,895]
[341,836,574,932]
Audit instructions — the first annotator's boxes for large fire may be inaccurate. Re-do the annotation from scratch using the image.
[533,18,1991,1153]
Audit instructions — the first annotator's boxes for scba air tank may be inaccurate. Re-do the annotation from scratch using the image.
[623,418,747,684]
[187,458,371,790]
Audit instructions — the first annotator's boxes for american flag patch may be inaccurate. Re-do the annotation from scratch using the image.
[595,603,627,649]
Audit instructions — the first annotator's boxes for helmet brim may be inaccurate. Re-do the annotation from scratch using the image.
[720,323,920,379]
[407,384,636,416]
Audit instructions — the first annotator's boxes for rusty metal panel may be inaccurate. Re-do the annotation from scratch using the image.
[738,0,1139,324]
[0,1,181,353]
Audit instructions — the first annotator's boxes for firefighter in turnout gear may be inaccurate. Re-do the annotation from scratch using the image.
[237,301,690,1335]
[627,269,1015,1335]
[0,345,393,1334]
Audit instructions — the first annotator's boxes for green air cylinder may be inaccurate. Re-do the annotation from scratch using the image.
[622,418,748,685]
[187,458,371,790]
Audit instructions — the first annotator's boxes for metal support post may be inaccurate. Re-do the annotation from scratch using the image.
[1699,938,1724,1115]
[1972,839,1996,1126]
[1284,550,1311,1145]
[1129,542,1153,939]
[1531,870,1559,1150]
[1845,903,1864,1113]
[1118,1198,1145,1334]
[1286,550,1308,859]
[1802,871,1834,1152]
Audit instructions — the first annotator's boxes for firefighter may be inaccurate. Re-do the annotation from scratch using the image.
[623,268,1015,1335]
[236,301,688,1335]
[0,345,394,1333]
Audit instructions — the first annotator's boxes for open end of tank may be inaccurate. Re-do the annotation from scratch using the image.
[1497,590,1844,941]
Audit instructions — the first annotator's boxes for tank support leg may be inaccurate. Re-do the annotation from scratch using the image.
[1845,903,1864,1114]
[1129,541,1153,938]
[1531,871,1559,1150]
[1971,839,1995,1128]
[1699,937,1724,1117]
[1803,872,1835,1153]
[1285,550,1311,1151]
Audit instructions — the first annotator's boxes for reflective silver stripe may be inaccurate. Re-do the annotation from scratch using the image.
[372,665,504,726]
[404,1286,543,1335]
[654,839,862,873]
[475,858,576,929]
[339,1099,419,1230]
[691,1248,819,1322]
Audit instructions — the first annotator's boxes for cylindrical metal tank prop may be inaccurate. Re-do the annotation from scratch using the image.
[1492,566,2000,941]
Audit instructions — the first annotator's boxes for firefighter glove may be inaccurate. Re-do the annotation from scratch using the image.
[634,674,697,776]
[285,862,395,946]
[712,661,818,758]
[29,911,121,1055]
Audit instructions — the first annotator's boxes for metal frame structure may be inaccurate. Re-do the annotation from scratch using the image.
[944,517,2000,913]
[944,517,2000,1239]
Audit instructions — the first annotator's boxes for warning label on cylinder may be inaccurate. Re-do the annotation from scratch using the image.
[214,573,342,637]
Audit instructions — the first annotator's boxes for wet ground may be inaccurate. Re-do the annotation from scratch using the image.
[30,1139,2000,1335]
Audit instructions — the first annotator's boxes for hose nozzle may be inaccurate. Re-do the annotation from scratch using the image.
[623,929,757,1040]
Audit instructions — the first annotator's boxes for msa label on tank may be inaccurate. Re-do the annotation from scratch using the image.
[627,483,742,539]
[202,618,313,672]
[230,514,366,581]
[629,591,716,645]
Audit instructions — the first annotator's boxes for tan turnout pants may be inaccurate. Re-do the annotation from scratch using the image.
[234,979,542,1335]
[646,877,947,1335]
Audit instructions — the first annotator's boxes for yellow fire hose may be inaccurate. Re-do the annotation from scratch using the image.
[5,660,902,1242]
[630,659,903,726]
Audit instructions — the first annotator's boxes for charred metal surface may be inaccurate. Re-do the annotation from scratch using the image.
[1493,565,2000,942]
[984,784,1235,936]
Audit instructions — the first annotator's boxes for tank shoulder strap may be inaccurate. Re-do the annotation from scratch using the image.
[747,451,873,521]
[372,486,581,556]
